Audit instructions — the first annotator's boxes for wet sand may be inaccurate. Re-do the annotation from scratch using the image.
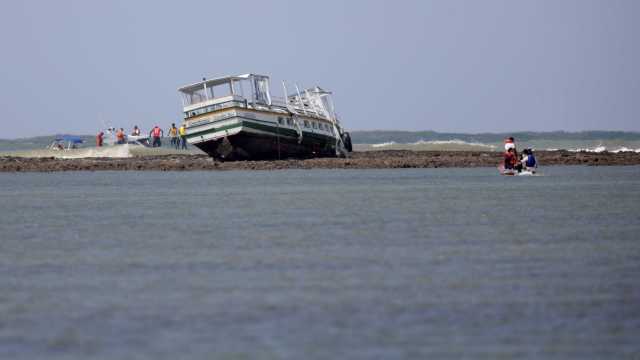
[1,150,640,172]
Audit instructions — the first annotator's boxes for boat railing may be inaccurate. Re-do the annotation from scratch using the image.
[269,96,310,114]
[184,99,246,118]
[183,93,333,121]
[270,96,287,107]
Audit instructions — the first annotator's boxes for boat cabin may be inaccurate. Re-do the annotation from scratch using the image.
[178,74,272,119]
[178,73,339,124]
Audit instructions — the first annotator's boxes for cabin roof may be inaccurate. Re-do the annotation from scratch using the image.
[54,135,84,144]
[178,73,268,93]
[307,86,332,95]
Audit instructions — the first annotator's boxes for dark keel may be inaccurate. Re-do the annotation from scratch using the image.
[195,132,338,160]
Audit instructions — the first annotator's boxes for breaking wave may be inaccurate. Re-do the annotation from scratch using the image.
[371,141,397,148]
[59,145,132,159]
[410,139,496,149]
[366,139,496,151]
[366,140,640,153]
[2,145,133,159]
[566,146,640,153]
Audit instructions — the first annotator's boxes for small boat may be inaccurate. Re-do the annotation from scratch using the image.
[103,128,150,147]
[47,135,84,150]
[177,73,352,160]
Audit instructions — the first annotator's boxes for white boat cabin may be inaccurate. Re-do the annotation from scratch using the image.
[178,73,340,125]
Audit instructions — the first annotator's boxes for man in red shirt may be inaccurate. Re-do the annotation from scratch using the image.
[150,125,163,147]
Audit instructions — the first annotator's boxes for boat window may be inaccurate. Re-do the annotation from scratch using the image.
[253,76,271,104]
[277,117,284,125]
[312,122,317,129]
[286,118,293,126]
[210,82,233,99]
[183,87,208,106]
[304,120,310,128]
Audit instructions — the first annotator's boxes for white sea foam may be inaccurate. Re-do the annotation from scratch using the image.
[3,144,134,158]
[410,139,497,149]
[568,145,607,153]
[371,141,397,148]
[565,146,640,153]
[610,147,640,153]
[368,139,496,150]
[58,145,133,159]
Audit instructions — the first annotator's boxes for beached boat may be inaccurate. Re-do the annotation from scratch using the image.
[47,135,85,150]
[102,128,150,147]
[177,73,352,160]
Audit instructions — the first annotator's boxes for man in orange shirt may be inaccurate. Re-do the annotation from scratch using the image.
[116,128,126,144]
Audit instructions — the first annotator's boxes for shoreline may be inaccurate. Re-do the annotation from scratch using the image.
[1,150,640,172]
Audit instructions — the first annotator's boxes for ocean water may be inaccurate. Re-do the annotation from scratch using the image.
[1,167,639,359]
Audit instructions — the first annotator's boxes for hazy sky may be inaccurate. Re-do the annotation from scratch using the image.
[1,0,639,138]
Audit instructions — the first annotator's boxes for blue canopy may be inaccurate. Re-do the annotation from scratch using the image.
[54,135,84,144]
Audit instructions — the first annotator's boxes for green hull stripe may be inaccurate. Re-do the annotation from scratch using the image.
[187,122,243,139]
[187,118,336,143]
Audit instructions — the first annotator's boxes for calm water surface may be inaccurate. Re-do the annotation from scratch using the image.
[1,166,639,359]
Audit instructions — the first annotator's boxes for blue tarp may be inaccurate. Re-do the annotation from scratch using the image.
[54,135,84,144]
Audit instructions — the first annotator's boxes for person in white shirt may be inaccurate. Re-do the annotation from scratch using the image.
[504,136,516,151]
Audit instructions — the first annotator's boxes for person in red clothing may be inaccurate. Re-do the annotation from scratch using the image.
[96,132,104,147]
[504,147,517,170]
[150,125,163,147]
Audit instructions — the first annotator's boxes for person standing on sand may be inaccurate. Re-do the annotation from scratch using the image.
[116,128,126,144]
[179,124,188,150]
[150,125,163,147]
[96,132,104,147]
[168,123,178,149]
[131,125,141,136]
